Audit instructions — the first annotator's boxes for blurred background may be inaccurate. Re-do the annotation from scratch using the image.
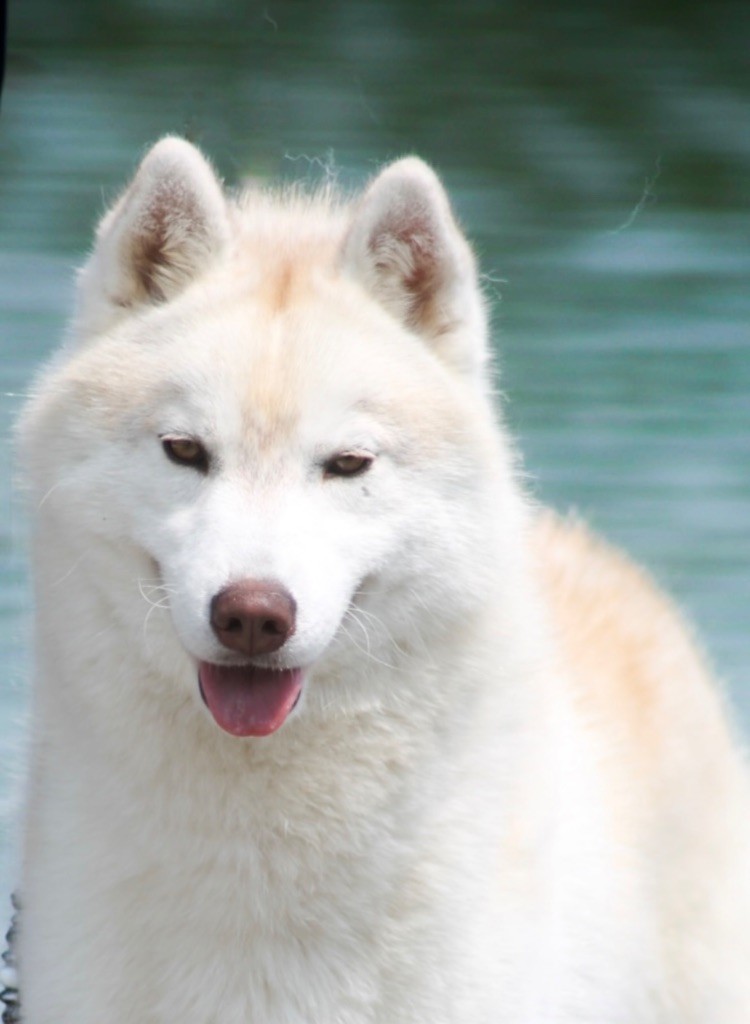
[0,0,748,893]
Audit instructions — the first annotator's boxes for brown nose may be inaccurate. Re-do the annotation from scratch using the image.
[209,580,296,656]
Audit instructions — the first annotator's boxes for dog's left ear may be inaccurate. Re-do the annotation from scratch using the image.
[75,137,230,337]
[340,158,489,385]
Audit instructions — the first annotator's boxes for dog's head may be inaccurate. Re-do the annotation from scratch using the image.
[21,139,522,736]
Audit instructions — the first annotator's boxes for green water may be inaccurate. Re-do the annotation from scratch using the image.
[1,0,748,892]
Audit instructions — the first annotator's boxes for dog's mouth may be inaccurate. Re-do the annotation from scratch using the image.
[198,662,304,737]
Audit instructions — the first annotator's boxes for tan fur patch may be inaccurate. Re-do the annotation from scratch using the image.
[532,512,728,764]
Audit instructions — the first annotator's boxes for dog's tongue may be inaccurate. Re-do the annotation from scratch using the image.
[198,663,303,737]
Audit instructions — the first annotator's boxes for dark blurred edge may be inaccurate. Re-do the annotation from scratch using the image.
[0,0,6,113]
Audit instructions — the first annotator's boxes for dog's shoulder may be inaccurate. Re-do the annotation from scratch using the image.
[531,509,745,788]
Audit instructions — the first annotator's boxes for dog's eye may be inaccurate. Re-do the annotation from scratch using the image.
[161,436,209,473]
[323,453,374,479]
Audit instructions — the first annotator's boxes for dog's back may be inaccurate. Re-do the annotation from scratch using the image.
[535,511,750,1019]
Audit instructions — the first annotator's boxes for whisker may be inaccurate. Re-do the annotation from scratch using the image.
[348,603,413,662]
[137,577,177,610]
[49,552,88,588]
[339,611,402,673]
[37,480,66,511]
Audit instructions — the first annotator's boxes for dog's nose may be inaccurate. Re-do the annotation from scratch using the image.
[209,580,296,656]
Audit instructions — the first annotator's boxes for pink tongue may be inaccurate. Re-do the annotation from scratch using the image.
[198,663,303,737]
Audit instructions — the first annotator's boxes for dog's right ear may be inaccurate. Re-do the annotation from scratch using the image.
[75,137,230,337]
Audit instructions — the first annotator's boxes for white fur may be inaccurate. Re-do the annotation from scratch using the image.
[16,139,750,1022]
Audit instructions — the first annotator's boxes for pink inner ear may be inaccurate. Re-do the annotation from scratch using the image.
[129,177,213,302]
[131,200,172,301]
[340,158,489,379]
[78,137,230,327]
[368,211,445,327]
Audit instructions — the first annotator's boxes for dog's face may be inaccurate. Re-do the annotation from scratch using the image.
[21,140,514,735]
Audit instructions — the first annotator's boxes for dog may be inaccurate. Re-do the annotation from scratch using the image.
[15,137,750,1022]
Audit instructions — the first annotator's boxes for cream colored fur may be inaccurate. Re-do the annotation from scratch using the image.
[16,137,750,1023]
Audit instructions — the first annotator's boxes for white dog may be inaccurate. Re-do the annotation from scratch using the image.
[15,138,750,1022]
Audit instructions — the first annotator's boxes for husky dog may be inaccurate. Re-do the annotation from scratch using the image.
[16,138,750,1023]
